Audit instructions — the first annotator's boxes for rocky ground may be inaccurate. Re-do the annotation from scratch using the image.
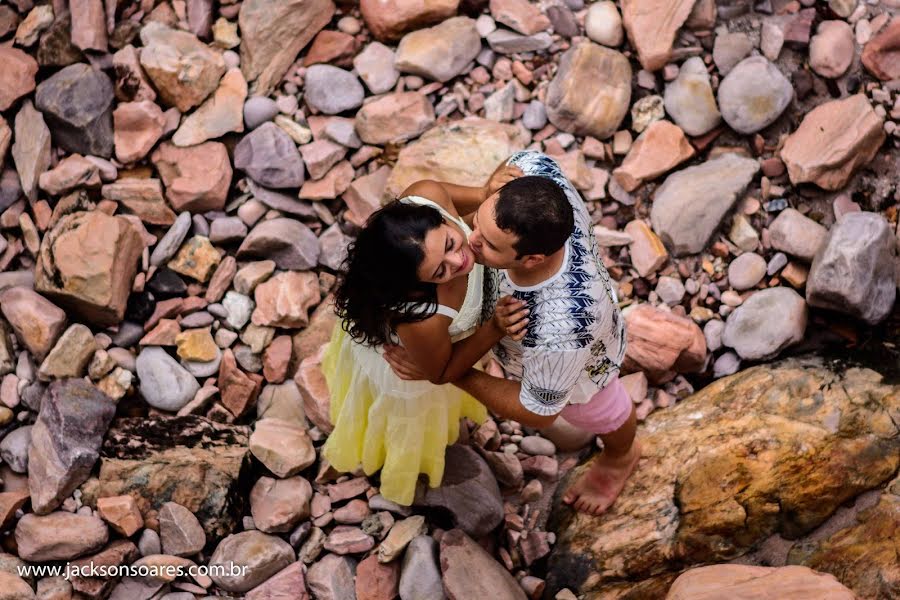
[0,0,898,598]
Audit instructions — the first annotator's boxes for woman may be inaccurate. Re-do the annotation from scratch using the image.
[322,173,526,505]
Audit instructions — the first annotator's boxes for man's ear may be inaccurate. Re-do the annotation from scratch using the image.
[520,254,547,269]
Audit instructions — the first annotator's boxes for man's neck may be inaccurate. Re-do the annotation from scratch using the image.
[506,244,567,288]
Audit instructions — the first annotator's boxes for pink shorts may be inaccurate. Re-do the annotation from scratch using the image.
[559,376,632,435]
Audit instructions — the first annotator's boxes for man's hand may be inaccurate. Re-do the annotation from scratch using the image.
[484,163,524,199]
[383,345,430,381]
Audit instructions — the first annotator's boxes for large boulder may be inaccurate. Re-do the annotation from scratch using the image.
[546,358,900,598]
[239,0,335,95]
[34,63,115,157]
[384,117,528,201]
[666,565,856,600]
[650,154,759,256]
[90,416,251,542]
[34,211,143,326]
[28,379,116,514]
[779,94,885,191]
[806,212,896,325]
[546,41,631,140]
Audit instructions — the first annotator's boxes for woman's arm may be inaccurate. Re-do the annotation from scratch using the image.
[391,297,528,385]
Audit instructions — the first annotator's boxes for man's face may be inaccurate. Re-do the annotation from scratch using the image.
[469,193,522,269]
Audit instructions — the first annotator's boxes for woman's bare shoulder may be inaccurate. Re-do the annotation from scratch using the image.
[397,180,460,217]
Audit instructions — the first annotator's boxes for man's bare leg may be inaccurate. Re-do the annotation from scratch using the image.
[561,405,641,516]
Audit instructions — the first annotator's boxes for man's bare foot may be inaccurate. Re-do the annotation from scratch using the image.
[562,440,642,516]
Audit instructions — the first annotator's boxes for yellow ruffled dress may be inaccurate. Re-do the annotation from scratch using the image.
[321,196,488,506]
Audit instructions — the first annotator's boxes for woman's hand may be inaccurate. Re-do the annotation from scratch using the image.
[484,163,524,199]
[493,296,529,341]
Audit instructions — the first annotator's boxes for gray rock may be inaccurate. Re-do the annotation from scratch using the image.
[414,444,503,537]
[159,501,206,556]
[318,223,349,270]
[0,425,32,473]
[209,531,294,593]
[768,208,828,263]
[209,216,249,244]
[307,553,357,600]
[237,217,321,270]
[767,252,789,275]
[234,122,305,188]
[243,96,279,129]
[522,100,547,130]
[11,101,52,204]
[400,535,446,600]
[655,277,686,305]
[713,351,741,378]
[519,435,556,457]
[722,287,807,360]
[354,42,399,95]
[806,212,896,325]
[179,311,214,328]
[487,29,553,54]
[248,180,318,218]
[650,154,760,256]
[150,212,193,266]
[181,347,222,378]
[439,529,527,600]
[136,347,200,411]
[35,63,115,157]
[324,118,362,149]
[27,379,116,514]
[664,56,721,136]
[703,319,725,352]
[712,32,753,75]
[717,56,793,134]
[222,291,255,330]
[304,65,365,115]
[138,529,161,556]
[727,252,767,291]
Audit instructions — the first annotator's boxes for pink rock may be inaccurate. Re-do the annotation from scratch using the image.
[112,45,157,103]
[295,348,333,433]
[0,47,38,111]
[667,565,856,600]
[303,30,358,67]
[299,160,355,200]
[613,120,694,192]
[621,0,695,71]
[624,220,668,278]
[218,348,264,418]
[327,477,370,503]
[360,0,459,42]
[38,154,102,195]
[96,495,143,537]
[490,0,550,35]
[70,0,108,51]
[246,562,310,600]
[324,526,375,554]
[250,475,313,533]
[263,335,293,384]
[355,554,399,600]
[333,499,371,524]
[622,303,707,384]
[355,92,436,146]
[300,139,348,180]
[151,141,233,212]
[861,18,900,81]
[344,165,391,227]
[114,101,166,164]
[809,20,854,79]
[252,271,321,328]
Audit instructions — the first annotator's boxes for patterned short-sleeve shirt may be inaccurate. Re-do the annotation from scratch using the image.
[493,151,626,416]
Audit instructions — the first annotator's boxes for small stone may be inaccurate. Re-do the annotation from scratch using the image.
[243,96,279,129]
[0,47,38,111]
[664,56,721,136]
[136,346,200,411]
[0,287,66,361]
[234,122,305,189]
[440,529,527,600]
[713,32,753,75]
[113,101,166,164]
[490,0,550,36]
[167,236,221,283]
[307,553,357,599]
[172,67,247,146]
[11,100,53,203]
[585,1,623,47]
[250,475,312,533]
[519,436,556,456]
[656,277,686,305]
[304,65,365,115]
[38,323,97,380]
[396,17,482,83]
[713,351,741,378]
[728,252,767,291]
[96,495,143,537]
[355,92,435,145]
[400,535,444,600]
[722,287,807,360]
[378,515,427,562]
[238,218,320,270]
[761,20,785,61]
[613,120,694,192]
[717,56,793,134]
[354,41,400,95]
[250,418,316,477]
[861,18,900,81]
[809,20,855,79]
[768,208,827,263]
[624,220,668,277]
[16,512,108,561]
[623,304,706,383]
[152,141,232,212]
[621,0,695,71]
[209,530,294,593]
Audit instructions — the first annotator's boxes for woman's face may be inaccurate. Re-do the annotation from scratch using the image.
[416,221,476,284]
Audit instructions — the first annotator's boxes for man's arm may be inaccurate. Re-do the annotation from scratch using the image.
[453,369,557,429]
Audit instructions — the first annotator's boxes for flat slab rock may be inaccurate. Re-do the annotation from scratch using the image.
[86,415,251,543]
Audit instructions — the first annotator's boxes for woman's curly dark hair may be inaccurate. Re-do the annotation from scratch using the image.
[333,201,446,347]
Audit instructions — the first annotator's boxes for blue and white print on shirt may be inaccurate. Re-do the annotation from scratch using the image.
[493,151,627,416]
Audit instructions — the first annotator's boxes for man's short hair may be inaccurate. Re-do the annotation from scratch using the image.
[495,175,574,257]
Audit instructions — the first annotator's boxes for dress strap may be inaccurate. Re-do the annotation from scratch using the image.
[433,304,460,319]
[398,195,471,236]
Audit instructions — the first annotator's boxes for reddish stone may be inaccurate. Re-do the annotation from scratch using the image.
[218,348,264,418]
[355,554,399,600]
[151,141,232,213]
[303,30,358,67]
[263,335,293,383]
[861,18,900,81]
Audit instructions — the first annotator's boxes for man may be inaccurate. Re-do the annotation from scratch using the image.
[385,151,638,516]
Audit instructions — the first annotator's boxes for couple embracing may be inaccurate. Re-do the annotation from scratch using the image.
[322,150,640,516]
